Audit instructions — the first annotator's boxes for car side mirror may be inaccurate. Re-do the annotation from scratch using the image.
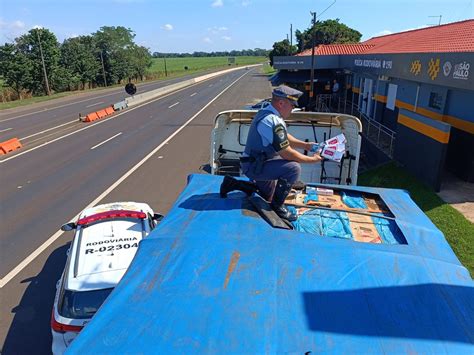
[61,222,77,231]
[152,213,164,222]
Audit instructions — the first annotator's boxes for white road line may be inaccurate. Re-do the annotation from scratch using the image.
[168,102,180,108]
[85,101,105,108]
[190,92,197,97]
[0,69,250,288]
[20,120,78,140]
[0,127,13,133]
[0,73,224,123]
[0,80,211,164]
[90,132,122,150]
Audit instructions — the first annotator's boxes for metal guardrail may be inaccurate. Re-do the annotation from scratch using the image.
[314,94,396,158]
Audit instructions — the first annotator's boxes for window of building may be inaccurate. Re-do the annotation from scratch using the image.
[429,92,443,110]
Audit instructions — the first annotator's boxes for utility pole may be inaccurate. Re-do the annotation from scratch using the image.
[290,24,293,52]
[99,50,107,87]
[309,11,317,109]
[36,29,51,96]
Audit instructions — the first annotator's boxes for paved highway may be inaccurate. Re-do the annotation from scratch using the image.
[0,66,272,354]
[0,69,236,144]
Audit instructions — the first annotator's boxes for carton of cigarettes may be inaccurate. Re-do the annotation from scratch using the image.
[321,145,345,162]
[316,187,334,196]
[319,133,347,162]
[325,133,346,146]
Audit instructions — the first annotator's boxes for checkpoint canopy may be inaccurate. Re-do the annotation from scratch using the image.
[68,174,474,354]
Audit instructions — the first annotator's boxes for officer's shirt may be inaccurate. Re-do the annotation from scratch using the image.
[256,104,287,147]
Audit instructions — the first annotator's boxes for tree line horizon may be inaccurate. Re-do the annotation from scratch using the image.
[0,19,361,102]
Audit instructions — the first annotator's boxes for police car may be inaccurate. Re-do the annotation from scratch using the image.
[244,99,302,112]
[51,202,163,354]
[243,98,271,110]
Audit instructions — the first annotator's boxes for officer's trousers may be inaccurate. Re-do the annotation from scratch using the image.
[242,159,301,201]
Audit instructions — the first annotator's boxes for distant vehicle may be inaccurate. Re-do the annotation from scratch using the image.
[244,98,302,112]
[243,98,271,110]
[51,202,163,354]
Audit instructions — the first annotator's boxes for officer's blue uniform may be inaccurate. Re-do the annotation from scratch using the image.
[241,85,303,201]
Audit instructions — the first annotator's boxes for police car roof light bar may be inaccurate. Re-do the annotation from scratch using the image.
[77,210,147,226]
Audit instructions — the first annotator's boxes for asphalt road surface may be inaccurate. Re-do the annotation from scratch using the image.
[0,66,272,354]
[0,68,237,144]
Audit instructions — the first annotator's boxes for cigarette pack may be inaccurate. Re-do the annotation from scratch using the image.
[316,187,334,196]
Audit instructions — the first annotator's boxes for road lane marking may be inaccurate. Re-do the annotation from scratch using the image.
[0,69,250,288]
[0,70,248,123]
[168,102,180,108]
[20,119,78,140]
[0,68,248,163]
[0,128,13,133]
[190,92,197,97]
[85,101,105,108]
[90,132,122,150]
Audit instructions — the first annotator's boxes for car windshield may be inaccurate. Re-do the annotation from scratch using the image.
[59,288,113,319]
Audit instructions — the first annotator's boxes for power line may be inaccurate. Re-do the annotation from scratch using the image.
[427,15,442,26]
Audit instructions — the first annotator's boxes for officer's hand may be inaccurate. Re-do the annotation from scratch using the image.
[312,152,323,162]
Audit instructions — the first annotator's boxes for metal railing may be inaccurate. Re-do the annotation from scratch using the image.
[314,94,396,158]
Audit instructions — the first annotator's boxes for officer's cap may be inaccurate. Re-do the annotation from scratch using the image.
[272,85,303,106]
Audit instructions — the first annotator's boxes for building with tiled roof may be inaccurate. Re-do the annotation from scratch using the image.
[296,43,375,56]
[272,19,474,191]
[294,19,474,56]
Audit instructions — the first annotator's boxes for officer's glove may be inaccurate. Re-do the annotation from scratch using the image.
[310,142,325,154]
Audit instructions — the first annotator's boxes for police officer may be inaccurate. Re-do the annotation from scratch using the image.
[240,85,322,222]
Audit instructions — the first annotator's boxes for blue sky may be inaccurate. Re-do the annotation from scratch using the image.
[1,0,473,53]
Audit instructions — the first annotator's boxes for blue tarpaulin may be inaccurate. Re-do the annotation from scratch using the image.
[68,174,474,354]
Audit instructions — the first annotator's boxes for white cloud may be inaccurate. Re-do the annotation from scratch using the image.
[242,1,251,6]
[0,19,25,30]
[221,35,231,41]
[12,20,25,29]
[211,0,223,7]
[208,26,228,34]
[203,37,212,43]
[0,19,29,42]
[372,30,392,37]
[161,24,173,31]
[33,24,44,29]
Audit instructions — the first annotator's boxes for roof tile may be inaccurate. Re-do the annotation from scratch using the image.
[295,19,474,56]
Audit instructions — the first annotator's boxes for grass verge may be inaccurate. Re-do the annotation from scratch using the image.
[359,162,474,277]
[1,56,267,110]
[262,63,277,76]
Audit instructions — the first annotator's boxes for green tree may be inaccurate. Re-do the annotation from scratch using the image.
[0,43,34,99]
[16,28,60,95]
[60,35,101,89]
[93,26,136,85]
[268,39,297,66]
[128,45,152,81]
[295,19,362,52]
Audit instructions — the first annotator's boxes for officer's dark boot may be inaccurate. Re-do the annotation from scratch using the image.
[271,178,297,222]
[220,175,258,198]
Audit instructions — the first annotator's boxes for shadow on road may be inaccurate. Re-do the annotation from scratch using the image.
[2,242,70,355]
